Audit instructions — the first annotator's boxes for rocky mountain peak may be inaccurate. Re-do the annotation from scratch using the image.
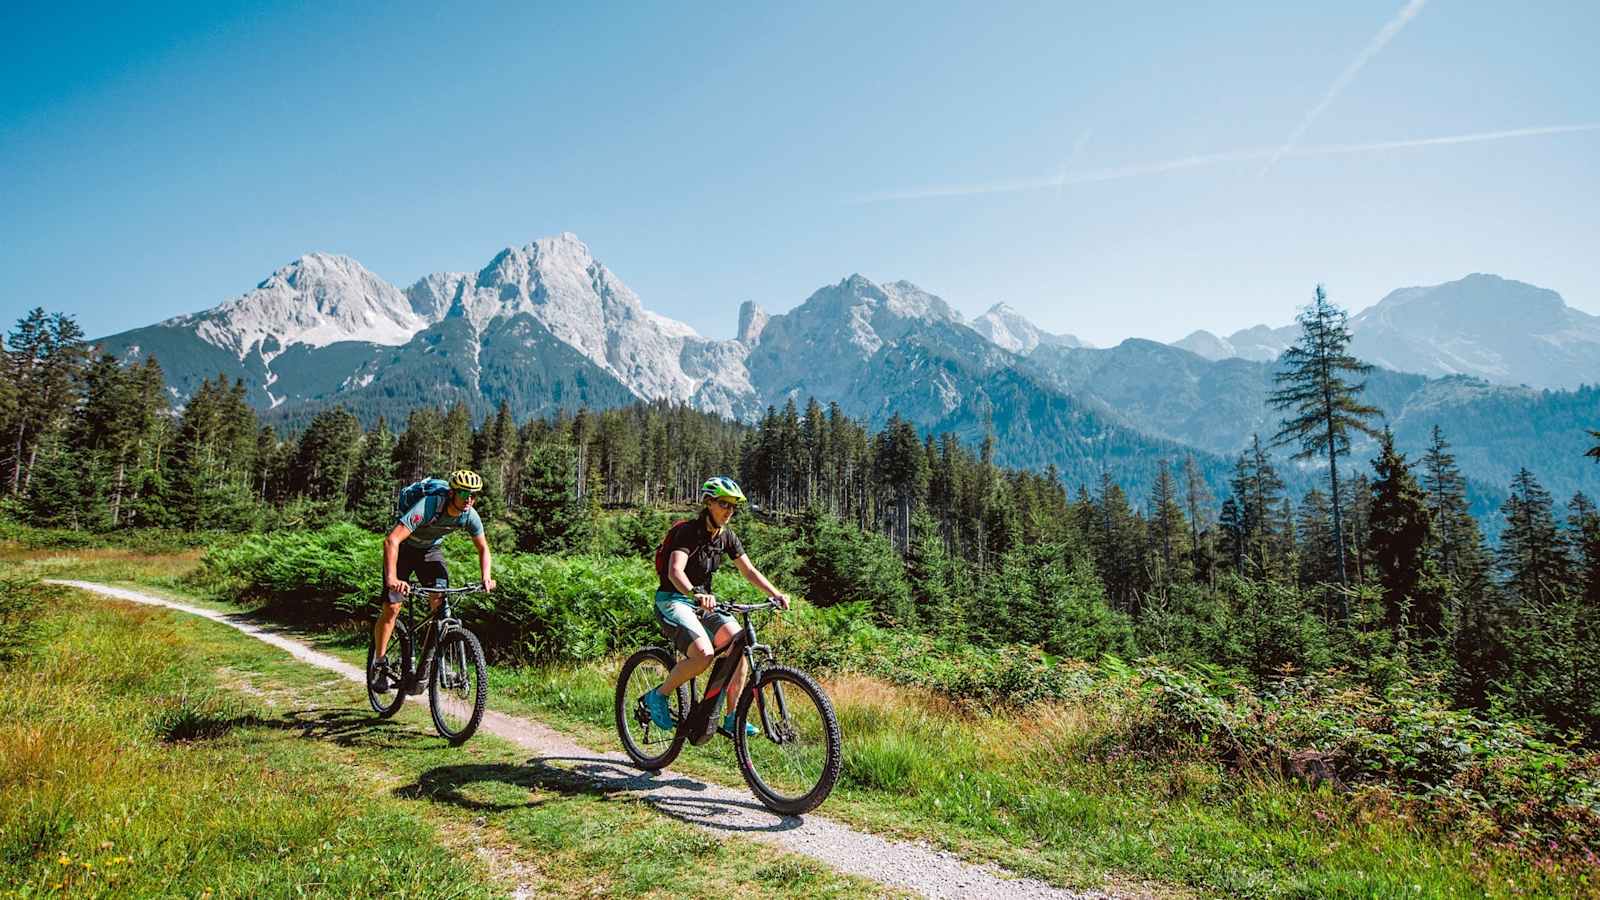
[182,251,425,360]
[971,302,1086,354]
[738,301,769,346]
[1172,329,1235,361]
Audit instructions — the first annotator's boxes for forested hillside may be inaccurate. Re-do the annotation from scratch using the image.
[4,304,1600,743]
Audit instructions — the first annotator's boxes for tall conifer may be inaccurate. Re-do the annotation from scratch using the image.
[1268,285,1383,597]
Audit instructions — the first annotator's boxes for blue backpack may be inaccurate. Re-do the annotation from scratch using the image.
[394,478,452,524]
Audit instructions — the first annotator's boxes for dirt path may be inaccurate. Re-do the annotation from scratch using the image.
[53,580,1130,899]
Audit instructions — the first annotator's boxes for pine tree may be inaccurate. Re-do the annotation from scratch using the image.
[166,375,259,530]
[1420,425,1473,579]
[4,309,87,496]
[1268,285,1384,595]
[1182,453,1216,583]
[1146,460,1192,587]
[293,407,362,509]
[906,508,955,634]
[1498,468,1574,605]
[514,441,589,553]
[348,418,399,531]
[1296,488,1338,586]
[1567,492,1600,735]
[1368,430,1437,642]
[1093,470,1144,612]
[1223,436,1285,579]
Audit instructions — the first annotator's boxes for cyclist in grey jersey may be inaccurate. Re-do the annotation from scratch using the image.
[372,469,497,691]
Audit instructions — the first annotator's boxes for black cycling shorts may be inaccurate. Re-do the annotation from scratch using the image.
[386,543,448,603]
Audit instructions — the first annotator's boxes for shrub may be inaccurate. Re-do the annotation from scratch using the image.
[0,577,57,664]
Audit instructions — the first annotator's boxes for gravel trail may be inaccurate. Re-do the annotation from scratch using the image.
[53,580,1128,899]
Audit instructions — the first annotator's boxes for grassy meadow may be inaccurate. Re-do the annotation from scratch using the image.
[3,524,1598,898]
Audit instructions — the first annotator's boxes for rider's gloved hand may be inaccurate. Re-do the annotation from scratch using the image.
[695,593,716,611]
[773,593,790,611]
[385,577,410,597]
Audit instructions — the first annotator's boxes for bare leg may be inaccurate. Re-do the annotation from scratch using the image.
[659,637,715,694]
[717,623,747,714]
[374,600,402,656]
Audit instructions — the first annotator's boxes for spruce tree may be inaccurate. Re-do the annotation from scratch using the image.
[1146,460,1191,587]
[4,309,87,496]
[1368,430,1437,641]
[293,407,362,509]
[1268,285,1384,595]
[1223,436,1286,579]
[1182,453,1216,583]
[906,508,954,634]
[514,441,589,553]
[348,418,399,531]
[1296,488,1338,586]
[1498,468,1573,605]
[1421,425,1472,578]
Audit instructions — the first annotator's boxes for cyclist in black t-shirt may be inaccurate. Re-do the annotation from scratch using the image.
[642,476,788,736]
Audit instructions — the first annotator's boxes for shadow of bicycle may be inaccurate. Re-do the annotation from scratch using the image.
[397,755,803,833]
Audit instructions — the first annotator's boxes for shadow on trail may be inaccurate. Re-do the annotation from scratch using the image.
[189,705,424,751]
[398,755,803,834]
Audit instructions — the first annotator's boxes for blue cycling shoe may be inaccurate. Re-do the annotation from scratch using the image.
[641,687,675,730]
[721,712,759,738]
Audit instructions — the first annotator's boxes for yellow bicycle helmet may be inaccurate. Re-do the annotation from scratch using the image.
[448,469,484,492]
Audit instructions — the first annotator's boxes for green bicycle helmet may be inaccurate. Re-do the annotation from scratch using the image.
[701,475,746,505]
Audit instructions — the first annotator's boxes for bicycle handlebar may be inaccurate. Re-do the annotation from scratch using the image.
[714,596,785,614]
[404,582,486,595]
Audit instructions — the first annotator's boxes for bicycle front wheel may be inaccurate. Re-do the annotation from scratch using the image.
[429,628,487,744]
[734,665,842,815]
[367,619,411,718]
[615,647,688,771]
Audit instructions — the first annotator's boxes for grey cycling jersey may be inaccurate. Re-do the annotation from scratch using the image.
[397,494,484,549]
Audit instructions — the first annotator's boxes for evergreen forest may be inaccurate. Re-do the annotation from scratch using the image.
[4,303,1600,750]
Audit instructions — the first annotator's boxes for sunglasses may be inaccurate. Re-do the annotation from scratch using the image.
[709,498,738,512]
[454,489,477,501]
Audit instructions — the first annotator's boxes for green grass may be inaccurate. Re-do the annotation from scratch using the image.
[15,546,1600,899]
[0,577,897,899]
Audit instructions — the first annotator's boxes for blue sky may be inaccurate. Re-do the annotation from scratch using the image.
[3,1,1596,346]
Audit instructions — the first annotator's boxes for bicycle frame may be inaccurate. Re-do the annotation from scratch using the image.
[395,584,473,681]
[679,603,784,747]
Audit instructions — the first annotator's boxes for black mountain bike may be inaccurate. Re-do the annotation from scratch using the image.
[614,597,842,815]
[366,582,489,744]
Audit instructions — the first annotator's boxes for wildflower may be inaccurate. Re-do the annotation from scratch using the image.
[57,854,71,866]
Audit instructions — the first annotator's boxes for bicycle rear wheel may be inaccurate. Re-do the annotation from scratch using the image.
[429,628,487,744]
[734,665,841,815]
[367,620,411,718]
[615,647,689,771]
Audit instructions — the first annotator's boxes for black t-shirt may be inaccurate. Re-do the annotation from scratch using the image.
[658,514,745,594]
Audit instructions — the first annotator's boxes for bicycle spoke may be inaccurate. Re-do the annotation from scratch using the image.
[429,630,486,743]
[616,648,685,769]
[742,672,832,804]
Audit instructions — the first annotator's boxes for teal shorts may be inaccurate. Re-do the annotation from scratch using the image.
[653,590,737,655]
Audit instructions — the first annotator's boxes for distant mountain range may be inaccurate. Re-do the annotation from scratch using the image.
[92,237,1599,505]
[1173,274,1600,390]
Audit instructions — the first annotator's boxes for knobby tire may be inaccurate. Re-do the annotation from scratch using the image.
[734,665,842,815]
[429,627,487,744]
[615,647,689,771]
[367,619,411,718]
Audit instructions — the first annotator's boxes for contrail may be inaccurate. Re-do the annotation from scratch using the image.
[1260,0,1428,176]
[1300,123,1600,156]
[851,123,1600,203]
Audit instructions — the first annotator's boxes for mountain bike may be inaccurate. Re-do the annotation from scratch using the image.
[366,582,489,744]
[614,597,842,815]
